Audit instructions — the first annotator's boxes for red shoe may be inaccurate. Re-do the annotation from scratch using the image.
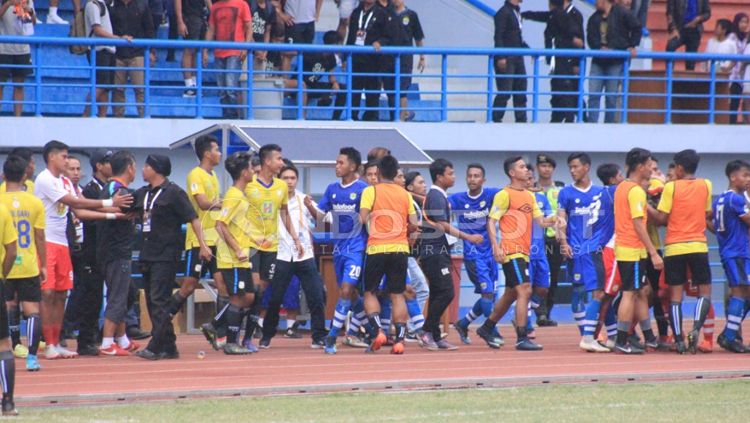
[698,340,713,353]
[100,344,130,357]
[370,331,387,352]
[125,340,140,352]
[391,341,405,355]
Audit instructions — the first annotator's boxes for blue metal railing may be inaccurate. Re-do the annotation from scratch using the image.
[1,36,749,123]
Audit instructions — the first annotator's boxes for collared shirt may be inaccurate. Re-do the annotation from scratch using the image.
[135,180,197,262]
[277,190,316,263]
[80,176,106,265]
[85,0,116,53]
[111,0,155,58]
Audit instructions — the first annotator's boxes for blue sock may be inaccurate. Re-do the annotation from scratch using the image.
[459,299,483,328]
[406,299,425,331]
[380,297,392,336]
[571,285,586,336]
[327,298,351,338]
[605,305,617,338]
[583,299,601,337]
[480,297,493,318]
[526,306,534,331]
[725,296,745,342]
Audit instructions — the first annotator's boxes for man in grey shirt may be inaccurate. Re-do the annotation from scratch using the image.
[0,0,36,116]
[278,0,322,73]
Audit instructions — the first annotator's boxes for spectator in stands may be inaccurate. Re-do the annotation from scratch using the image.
[203,0,252,119]
[111,0,155,118]
[742,40,750,123]
[175,0,209,97]
[492,0,529,123]
[702,19,735,72]
[0,0,36,117]
[149,0,164,33]
[249,0,277,70]
[631,0,649,35]
[666,0,711,71]
[279,0,323,74]
[382,0,425,122]
[523,0,584,123]
[729,13,749,124]
[84,0,131,117]
[347,0,389,121]
[335,0,357,40]
[47,0,81,24]
[586,0,641,123]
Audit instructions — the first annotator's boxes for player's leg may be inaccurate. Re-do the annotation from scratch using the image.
[326,254,361,349]
[378,293,392,338]
[580,252,610,352]
[362,253,386,351]
[4,292,22,357]
[568,257,586,335]
[614,260,644,354]
[665,254,688,353]
[259,259,293,348]
[282,276,302,338]
[635,280,659,350]
[528,257,550,338]
[719,259,749,352]
[0,287,17,416]
[404,284,425,337]
[686,253,712,354]
[19,276,42,370]
[455,258,494,344]
[386,253,410,354]
[419,254,455,349]
[242,252,276,347]
[223,268,254,355]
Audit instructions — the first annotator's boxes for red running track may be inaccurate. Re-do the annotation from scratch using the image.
[16,324,750,407]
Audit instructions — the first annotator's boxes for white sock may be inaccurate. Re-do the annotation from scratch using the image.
[49,6,58,15]
[190,77,197,87]
[258,317,264,327]
[102,337,114,349]
[116,335,130,349]
[184,78,192,87]
[286,319,296,329]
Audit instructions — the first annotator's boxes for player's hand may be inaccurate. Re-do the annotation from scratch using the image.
[235,247,248,262]
[560,242,573,259]
[418,56,425,73]
[495,58,507,71]
[39,267,47,285]
[114,212,129,220]
[669,29,680,40]
[493,246,505,264]
[178,21,188,37]
[294,238,305,258]
[121,35,134,43]
[373,41,382,52]
[112,191,133,209]
[199,245,213,262]
[467,233,484,245]
[651,253,664,271]
[303,195,314,208]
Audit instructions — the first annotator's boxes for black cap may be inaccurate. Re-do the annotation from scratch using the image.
[90,148,113,169]
[536,154,557,168]
[146,154,172,177]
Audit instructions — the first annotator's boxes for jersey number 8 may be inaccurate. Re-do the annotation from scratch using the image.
[17,219,31,249]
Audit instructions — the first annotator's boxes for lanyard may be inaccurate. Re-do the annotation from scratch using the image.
[143,188,163,212]
[513,9,522,30]
[293,194,307,232]
[358,9,374,31]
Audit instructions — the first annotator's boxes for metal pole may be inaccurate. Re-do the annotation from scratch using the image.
[665,60,673,124]
[197,49,204,118]
[532,55,540,123]
[440,54,448,122]
[144,47,151,118]
[297,51,304,120]
[621,57,630,124]
[345,53,353,120]
[577,57,585,122]
[394,54,401,121]
[34,46,42,116]
[486,56,494,122]
[708,60,716,124]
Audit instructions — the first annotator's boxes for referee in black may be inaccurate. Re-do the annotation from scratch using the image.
[134,155,212,360]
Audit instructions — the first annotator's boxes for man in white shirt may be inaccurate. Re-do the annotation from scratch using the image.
[259,162,327,349]
[34,141,132,360]
[704,19,737,73]
[279,0,323,72]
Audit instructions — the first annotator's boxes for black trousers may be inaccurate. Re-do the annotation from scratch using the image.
[541,236,564,316]
[141,261,178,354]
[261,258,327,342]
[352,57,382,121]
[550,60,579,123]
[421,254,455,341]
[729,82,743,125]
[493,56,528,123]
[666,27,701,70]
[69,259,104,348]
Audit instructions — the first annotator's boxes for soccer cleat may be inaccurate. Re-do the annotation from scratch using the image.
[476,325,503,349]
[284,326,302,339]
[675,341,688,354]
[1,399,18,417]
[99,344,130,357]
[324,337,337,355]
[453,322,472,345]
[13,344,28,359]
[436,340,458,351]
[44,344,61,360]
[391,341,405,355]
[417,331,439,351]
[404,331,418,343]
[516,338,543,351]
[200,323,220,351]
[657,336,675,351]
[580,337,611,353]
[527,329,537,340]
[628,334,645,351]
[26,354,41,372]
[124,341,140,352]
[241,339,258,353]
[369,330,387,352]
[259,338,271,349]
[343,334,368,348]
[614,343,644,354]
[223,343,252,355]
[536,316,558,327]
[697,340,713,353]
[718,335,746,353]
[56,345,78,358]
[644,338,659,351]
[687,330,699,355]
[311,339,325,349]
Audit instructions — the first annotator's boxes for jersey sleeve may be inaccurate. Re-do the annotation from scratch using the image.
[217,192,242,226]
[407,194,416,216]
[731,193,750,217]
[557,187,569,213]
[187,171,206,197]
[656,181,675,214]
[1,207,17,246]
[35,173,68,204]
[317,185,332,213]
[488,190,509,220]
[628,187,647,219]
[32,198,45,230]
[530,192,543,219]
[360,186,375,210]
[704,179,713,212]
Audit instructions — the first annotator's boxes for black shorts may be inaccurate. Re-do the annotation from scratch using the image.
[185,246,218,279]
[364,252,408,294]
[618,259,647,292]
[502,257,531,288]
[285,21,315,45]
[664,252,711,286]
[0,54,32,79]
[185,14,207,41]
[4,276,41,302]
[645,249,663,290]
[250,250,277,282]
[0,282,7,339]
[87,49,116,86]
[220,267,253,296]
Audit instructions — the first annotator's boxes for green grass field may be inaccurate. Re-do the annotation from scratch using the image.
[17,379,749,422]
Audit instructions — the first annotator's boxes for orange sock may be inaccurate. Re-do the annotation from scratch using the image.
[703,304,715,343]
[42,326,55,347]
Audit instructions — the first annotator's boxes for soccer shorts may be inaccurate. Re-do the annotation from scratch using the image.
[567,251,604,292]
[364,252,408,294]
[285,22,315,45]
[185,246,218,279]
[723,257,750,288]
[502,257,530,289]
[664,252,711,286]
[465,256,497,294]
[250,250,277,282]
[334,252,364,286]
[529,257,550,289]
[220,267,253,296]
[617,259,647,292]
[43,242,73,291]
[4,276,41,303]
[602,246,622,296]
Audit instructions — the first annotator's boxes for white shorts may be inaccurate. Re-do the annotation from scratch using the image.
[339,0,358,19]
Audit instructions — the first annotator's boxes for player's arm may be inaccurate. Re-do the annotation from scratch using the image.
[189,218,213,261]
[556,208,573,258]
[72,208,127,221]
[2,240,15,280]
[487,216,504,264]
[34,228,47,282]
[280,204,304,258]
[216,221,248,262]
[633,216,663,270]
[303,195,326,221]
[58,190,132,210]
[436,220,482,245]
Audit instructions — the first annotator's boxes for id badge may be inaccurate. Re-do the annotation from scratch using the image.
[142,211,152,233]
[75,222,84,243]
[355,30,366,46]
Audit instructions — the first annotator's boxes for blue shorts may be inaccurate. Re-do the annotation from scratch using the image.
[261,275,300,310]
[722,257,750,287]
[464,256,497,295]
[334,252,364,287]
[530,258,550,289]
[567,251,605,292]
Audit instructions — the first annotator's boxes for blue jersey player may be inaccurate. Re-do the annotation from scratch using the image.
[308,147,368,354]
[527,166,554,335]
[450,164,500,344]
[714,160,750,353]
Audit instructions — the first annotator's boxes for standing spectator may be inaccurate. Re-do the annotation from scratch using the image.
[631,0,649,34]
[728,13,748,124]
[149,0,164,33]
[111,0,155,118]
[203,0,252,118]
[586,0,640,123]
[346,0,389,121]
[175,0,210,97]
[523,0,584,123]
[666,0,711,71]
[249,0,277,70]
[335,0,357,40]
[0,0,35,117]
[492,0,529,123]
[382,0,424,122]
[279,0,323,74]
[742,40,750,123]
[702,19,736,72]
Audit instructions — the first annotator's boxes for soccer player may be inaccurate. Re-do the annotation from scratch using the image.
[536,154,564,326]
[451,164,500,345]
[653,149,713,354]
[0,147,35,193]
[1,156,45,371]
[477,156,555,351]
[404,171,429,339]
[309,148,368,354]
[613,148,663,354]
[0,202,18,416]
[713,160,750,353]
[363,161,379,186]
[359,155,419,354]
[34,140,132,359]
[527,165,552,339]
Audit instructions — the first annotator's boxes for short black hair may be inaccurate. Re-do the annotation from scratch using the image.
[339,147,362,169]
[673,149,700,174]
[378,155,400,180]
[280,164,299,178]
[716,18,732,33]
[9,147,33,162]
[596,163,620,185]
[567,152,591,166]
[195,135,218,161]
[110,150,136,176]
[625,148,652,175]
[225,152,251,181]
[405,171,421,188]
[364,160,379,171]
[323,30,342,45]
[3,155,28,183]
[250,153,261,168]
[429,158,453,183]
[67,155,80,164]
[668,162,676,169]
[43,140,69,164]
[549,0,564,8]
[259,144,282,164]
[504,155,524,177]
[526,162,535,174]
[467,163,485,177]
[725,160,750,178]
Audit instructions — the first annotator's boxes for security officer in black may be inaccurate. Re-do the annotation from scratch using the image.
[522,0,584,123]
[134,155,212,360]
[493,0,529,123]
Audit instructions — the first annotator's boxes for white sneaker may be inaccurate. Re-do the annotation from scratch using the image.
[580,337,611,353]
[55,345,79,358]
[45,344,61,360]
[46,13,69,24]
[604,337,616,350]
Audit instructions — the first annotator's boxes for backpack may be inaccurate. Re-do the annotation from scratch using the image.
[68,0,107,55]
